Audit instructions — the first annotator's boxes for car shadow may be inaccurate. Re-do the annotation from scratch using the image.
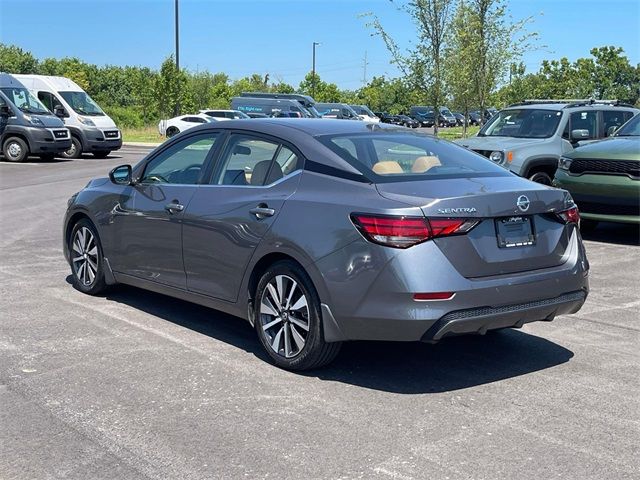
[74,279,574,394]
[581,221,639,246]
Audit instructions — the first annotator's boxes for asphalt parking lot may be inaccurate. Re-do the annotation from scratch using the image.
[1,147,639,480]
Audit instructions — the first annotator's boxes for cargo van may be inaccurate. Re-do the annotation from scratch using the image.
[15,74,122,159]
[239,92,321,117]
[231,97,313,118]
[0,73,71,162]
[315,103,362,120]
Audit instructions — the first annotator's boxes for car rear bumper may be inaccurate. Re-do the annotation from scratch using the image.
[315,228,589,342]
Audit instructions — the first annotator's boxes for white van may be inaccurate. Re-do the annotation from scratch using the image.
[14,74,122,158]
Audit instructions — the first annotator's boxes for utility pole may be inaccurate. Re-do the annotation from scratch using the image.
[174,0,180,116]
[362,50,369,85]
[312,42,320,99]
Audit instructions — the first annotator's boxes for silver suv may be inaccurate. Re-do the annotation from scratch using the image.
[456,100,639,184]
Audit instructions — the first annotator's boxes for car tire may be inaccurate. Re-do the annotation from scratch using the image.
[579,219,599,233]
[254,260,341,371]
[528,171,553,185]
[2,137,29,162]
[166,127,180,138]
[62,136,83,159]
[69,218,108,295]
[93,151,111,159]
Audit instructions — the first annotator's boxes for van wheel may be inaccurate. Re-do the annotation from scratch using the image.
[528,171,553,185]
[254,260,341,371]
[62,136,82,159]
[3,137,29,162]
[93,151,111,159]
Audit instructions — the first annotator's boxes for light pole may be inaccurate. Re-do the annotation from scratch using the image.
[312,42,320,99]
[174,0,180,116]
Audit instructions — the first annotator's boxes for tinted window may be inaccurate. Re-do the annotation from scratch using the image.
[183,116,206,123]
[319,133,510,182]
[273,146,301,177]
[480,109,562,138]
[603,110,633,136]
[141,134,218,185]
[215,135,280,186]
[570,111,597,139]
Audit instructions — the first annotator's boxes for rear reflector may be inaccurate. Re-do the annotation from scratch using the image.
[556,206,580,225]
[351,214,479,249]
[414,292,455,301]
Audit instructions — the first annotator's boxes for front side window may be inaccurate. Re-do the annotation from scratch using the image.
[141,133,218,185]
[0,87,50,114]
[479,109,562,139]
[320,132,510,182]
[37,91,56,111]
[569,111,597,139]
[59,91,104,116]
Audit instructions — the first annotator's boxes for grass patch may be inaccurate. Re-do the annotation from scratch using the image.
[121,126,163,144]
[436,125,480,140]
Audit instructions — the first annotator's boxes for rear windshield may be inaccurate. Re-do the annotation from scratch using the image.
[479,108,562,138]
[318,132,511,182]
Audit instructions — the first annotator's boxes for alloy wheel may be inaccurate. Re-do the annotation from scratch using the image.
[259,275,310,358]
[72,226,98,286]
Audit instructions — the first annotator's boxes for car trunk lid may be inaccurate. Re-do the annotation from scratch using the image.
[376,176,575,278]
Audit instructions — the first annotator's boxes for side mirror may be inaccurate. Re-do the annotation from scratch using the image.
[53,105,66,118]
[0,105,10,117]
[571,129,590,141]
[109,164,133,185]
[606,125,618,137]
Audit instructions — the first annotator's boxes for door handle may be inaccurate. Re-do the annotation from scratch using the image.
[250,205,275,219]
[165,202,185,214]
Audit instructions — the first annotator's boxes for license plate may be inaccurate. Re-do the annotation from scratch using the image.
[495,216,535,248]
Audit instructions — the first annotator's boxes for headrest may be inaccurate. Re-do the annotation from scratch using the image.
[411,155,441,173]
[372,160,403,175]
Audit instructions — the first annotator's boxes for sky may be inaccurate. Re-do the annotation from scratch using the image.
[1,0,639,89]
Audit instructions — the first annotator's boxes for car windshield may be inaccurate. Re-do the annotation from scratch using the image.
[60,91,104,116]
[615,114,640,136]
[352,105,376,117]
[479,108,562,138]
[0,87,50,114]
[233,111,250,119]
[306,105,321,118]
[319,132,511,182]
[440,108,453,116]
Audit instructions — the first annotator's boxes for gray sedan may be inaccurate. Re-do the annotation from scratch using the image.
[63,119,589,370]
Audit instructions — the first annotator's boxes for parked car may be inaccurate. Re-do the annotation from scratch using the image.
[350,105,380,122]
[456,100,639,185]
[553,113,640,230]
[439,107,458,127]
[452,112,465,126]
[374,112,396,124]
[16,74,122,159]
[158,113,214,137]
[396,114,420,128]
[200,109,249,120]
[231,97,313,118]
[468,111,482,126]
[315,103,361,120]
[0,73,71,162]
[453,112,481,127]
[471,108,498,123]
[63,119,588,370]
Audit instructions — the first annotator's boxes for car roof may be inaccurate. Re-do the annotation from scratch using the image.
[505,101,639,112]
[186,118,405,137]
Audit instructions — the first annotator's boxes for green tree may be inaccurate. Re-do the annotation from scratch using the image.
[367,0,455,134]
[298,72,341,102]
[155,55,188,117]
[0,44,38,73]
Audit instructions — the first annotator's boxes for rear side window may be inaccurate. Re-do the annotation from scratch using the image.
[319,133,510,182]
[603,110,634,136]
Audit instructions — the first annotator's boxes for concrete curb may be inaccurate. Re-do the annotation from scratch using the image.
[123,142,162,148]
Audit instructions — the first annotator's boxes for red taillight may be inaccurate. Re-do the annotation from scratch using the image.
[351,214,479,248]
[556,206,580,225]
[413,292,455,301]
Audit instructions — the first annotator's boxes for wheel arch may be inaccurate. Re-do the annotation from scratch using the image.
[2,132,30,152]
[522,156,559,179]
